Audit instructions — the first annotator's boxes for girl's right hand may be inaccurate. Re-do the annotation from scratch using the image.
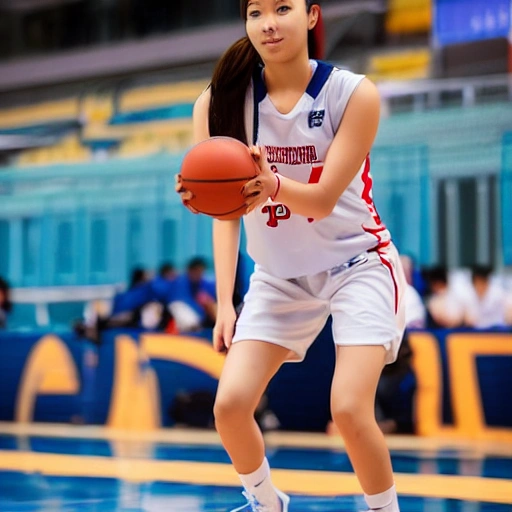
[213,304,237,353]
[175,174,199,214]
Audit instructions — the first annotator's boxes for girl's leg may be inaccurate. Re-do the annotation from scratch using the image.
[214,340,290,510]
[331,345,399,511]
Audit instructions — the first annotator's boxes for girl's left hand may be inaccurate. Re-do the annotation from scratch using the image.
[174,174,199,214]
[243,146,279,214]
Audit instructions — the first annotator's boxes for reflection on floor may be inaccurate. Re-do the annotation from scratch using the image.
[1,423,511,511]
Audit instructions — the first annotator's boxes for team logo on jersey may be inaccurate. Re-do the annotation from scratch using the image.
[262,204,291,228]
[308,109,325,128]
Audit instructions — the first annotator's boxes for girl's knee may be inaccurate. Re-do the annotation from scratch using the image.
[331,398,372,434]
[214,389,255,425]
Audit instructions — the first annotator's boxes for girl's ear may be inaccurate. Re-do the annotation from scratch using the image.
[308,4,320,30]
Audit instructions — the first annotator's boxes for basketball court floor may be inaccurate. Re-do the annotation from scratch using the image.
[0,423,511,511]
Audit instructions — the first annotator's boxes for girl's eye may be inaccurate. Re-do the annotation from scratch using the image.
[277,5,291,13]
[248,10,260,18]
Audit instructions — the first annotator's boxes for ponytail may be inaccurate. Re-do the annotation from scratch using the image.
[209,37,261,145]
[209,1,325,144]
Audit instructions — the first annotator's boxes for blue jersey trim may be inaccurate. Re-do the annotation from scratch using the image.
[306,61,334,99]
[251,60,333,143]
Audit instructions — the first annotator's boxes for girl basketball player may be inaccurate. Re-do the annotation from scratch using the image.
[176,0,406,510]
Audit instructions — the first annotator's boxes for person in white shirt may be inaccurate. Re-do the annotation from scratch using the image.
[464,266,512,329]
[177,1,406,511]
[404,285,426,329]
[425,266,465,329]
[399,256,426,329]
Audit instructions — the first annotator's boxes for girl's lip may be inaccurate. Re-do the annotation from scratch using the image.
[263,38,284,45]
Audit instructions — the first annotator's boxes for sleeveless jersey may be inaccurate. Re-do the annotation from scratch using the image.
[243,60,391,279]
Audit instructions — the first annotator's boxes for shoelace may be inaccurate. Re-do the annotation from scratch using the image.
[242,491,272,512]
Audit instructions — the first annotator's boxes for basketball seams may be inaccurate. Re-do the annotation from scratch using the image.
[182,177,256,183]
[201,205,247,218]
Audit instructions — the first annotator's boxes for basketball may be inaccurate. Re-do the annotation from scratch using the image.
[180,137,260,220]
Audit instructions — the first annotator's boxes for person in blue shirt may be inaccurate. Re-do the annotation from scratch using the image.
[111,267,153,318]
[170,257,217,330]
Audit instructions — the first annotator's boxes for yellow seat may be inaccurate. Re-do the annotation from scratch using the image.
[386,0,431,35]
[119,81,208,113]
[367,49,432,82]
[0,99,79,129]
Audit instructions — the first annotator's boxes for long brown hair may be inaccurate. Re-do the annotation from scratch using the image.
[208,0,324,144]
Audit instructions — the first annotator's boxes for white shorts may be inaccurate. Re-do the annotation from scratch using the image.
[232,244,407,364]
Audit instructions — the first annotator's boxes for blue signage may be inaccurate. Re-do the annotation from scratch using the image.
[434,0,511,46]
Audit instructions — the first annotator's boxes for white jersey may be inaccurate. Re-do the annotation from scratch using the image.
[243,60,391,279]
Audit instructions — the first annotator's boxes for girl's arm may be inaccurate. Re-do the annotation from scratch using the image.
[191,89,241,351]
[244,78,381,220]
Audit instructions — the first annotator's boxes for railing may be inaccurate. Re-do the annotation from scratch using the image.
[10,285,119,328]
[378,73,512,113]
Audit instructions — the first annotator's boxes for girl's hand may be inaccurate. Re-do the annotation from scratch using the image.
[175,174,199,214]
[213,304,237,353]
[243,146,279,214]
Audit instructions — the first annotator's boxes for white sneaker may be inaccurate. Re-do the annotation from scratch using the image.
[230,487,290,512]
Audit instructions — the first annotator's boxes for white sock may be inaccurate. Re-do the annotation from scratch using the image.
[239,457,280,510]
[364,484,399,511]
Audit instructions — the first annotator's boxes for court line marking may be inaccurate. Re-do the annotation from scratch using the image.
[1,422,512,457]
[0,451,511,505]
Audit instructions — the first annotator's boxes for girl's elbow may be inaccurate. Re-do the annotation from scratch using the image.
[314,201,336,221]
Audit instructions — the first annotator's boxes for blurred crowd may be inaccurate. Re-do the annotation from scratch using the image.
[400,256,512,331]
[77,256,224,343]
[2,256,512,334]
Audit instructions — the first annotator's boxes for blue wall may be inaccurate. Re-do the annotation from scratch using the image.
[1,327,511,432]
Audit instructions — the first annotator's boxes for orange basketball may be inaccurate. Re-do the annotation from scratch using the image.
[180,137,259,220]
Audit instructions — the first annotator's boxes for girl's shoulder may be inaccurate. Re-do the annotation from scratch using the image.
[194,86,211,112]
[326,64,366,91]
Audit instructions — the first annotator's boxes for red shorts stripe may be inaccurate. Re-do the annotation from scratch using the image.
[376,251,399,315]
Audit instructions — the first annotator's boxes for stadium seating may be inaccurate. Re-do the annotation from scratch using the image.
[367,49,432,82]
[385,0,431,36]
[0,79,206,166]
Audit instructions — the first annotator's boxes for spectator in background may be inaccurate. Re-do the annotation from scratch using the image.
[81,266,153,339]
[374,332,416,435]
[159,262,177,280]
[169,257,217,332]
[463,266,512,329]
[0,277,12,329]
[79,265,163,341]
[400,253,427,297]
[128,266,151,289]
[108,266,152,320]
[425,266,464,329]
[400,255,426,329]
[148,262,178,333]
[151,262,178,303]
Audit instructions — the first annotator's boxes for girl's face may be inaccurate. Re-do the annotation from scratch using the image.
[245,0,318,64]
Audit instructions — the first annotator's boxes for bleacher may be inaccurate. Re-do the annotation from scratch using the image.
[385,0,431,36]
[0,79,208,168]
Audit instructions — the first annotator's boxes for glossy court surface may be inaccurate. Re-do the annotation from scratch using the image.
[1,423,511,511]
